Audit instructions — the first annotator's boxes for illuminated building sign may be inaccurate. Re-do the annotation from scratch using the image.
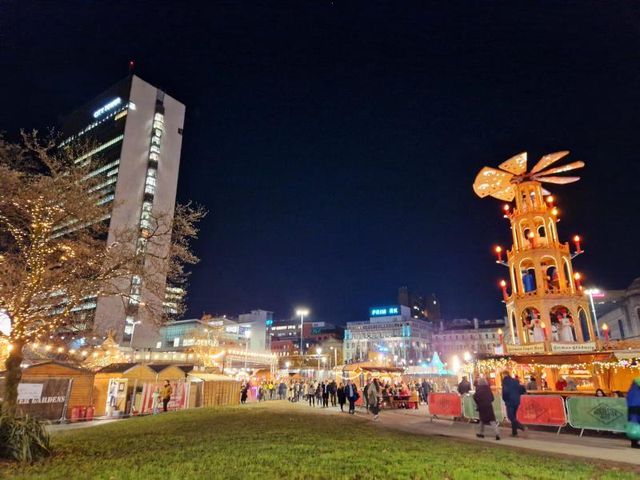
[93,97,122,118]
[370,306,400,317]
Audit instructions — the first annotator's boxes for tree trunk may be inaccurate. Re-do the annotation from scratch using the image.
[3,340,24,413]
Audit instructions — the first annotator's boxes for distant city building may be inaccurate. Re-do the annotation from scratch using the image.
[343,305,432,364]
[159,316,244,350]
[431,318,506,359]
[398,287,441,320]
[594,278,640,340]
[238,310,273,352]
[269,319,343,357]
[60,75,185,347]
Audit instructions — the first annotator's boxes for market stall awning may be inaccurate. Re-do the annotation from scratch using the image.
[341,362,404,373]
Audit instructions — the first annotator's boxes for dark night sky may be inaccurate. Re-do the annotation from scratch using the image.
[1,2,640,325]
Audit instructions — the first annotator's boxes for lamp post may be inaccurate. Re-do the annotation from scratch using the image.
[584,288,601,339]
[316,347,322,373]
[244,330,251,369]
[127,318,142,348]
[330,346,338,368]
[296,308,309,355]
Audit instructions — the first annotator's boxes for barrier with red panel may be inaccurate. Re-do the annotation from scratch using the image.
[516,395,567,427]
[428,393,462,417]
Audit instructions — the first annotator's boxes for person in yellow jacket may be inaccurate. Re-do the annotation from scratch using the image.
[161,380,173,412]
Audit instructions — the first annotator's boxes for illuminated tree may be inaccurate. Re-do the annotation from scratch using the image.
[189,325,226,369]
[0,132,205,411]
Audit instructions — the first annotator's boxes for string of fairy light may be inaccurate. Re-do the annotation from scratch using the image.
[473,357,640,375]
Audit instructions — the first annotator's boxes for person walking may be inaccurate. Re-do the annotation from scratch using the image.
[363,379,371,413]
[367,378,381,420]
[278,381,287,400]
[337,382,346,412]
[315,382,323,407]
[161,380,172,412]
[306,382,315,407]
[322,381,330,408]
[473,378,500,440]
[268,381,275,400]
[502,372,526,437]
[421,379,432,404]
[240,383,249,404]
[457,376,471,395]
[330,380,338,407]
[626,377,640,448]
[345,380,358,414]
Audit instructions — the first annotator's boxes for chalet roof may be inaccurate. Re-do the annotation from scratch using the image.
[97,362,137,374]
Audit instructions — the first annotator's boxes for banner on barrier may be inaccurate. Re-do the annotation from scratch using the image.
[139,381,189,413]
[428,393,462,417]
[462,394,504,422]
[516,395,566,426]
[566,396,627,433]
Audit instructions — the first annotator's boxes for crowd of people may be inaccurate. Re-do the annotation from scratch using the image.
[239,373,640,449]
[240,380,289,404]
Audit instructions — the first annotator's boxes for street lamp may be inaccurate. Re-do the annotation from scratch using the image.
[584,288,601,338]
[244,330,251,369]
[127,317,142,348]
[296,308,309,355]
[316,347,322,373]
[330,346,338,368]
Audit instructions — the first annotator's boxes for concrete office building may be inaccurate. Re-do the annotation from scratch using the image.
[431,318,506,359]
[343,305,432,364]
[594,278,640,340]
[59,75,185,347]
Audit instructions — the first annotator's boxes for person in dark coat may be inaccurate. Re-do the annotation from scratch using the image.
[345,380,358,414]
[337,383,346,412]
[502,372,526,437]
[457,376,472,395]
[473,377,500,440]
[421,379,432,404]
[240,383,249,404]
[322,381,330,408]
[626,378,640,448]
[329,380,338,407]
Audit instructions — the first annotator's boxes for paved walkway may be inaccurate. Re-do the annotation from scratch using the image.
[290,401,640,467]
[47,418,120,433]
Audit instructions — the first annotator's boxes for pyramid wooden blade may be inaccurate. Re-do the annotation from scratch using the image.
[498,152,527,175]
[473,167,514,198]
[534,160,585,177]
[530,151,570,174]
[538,176,580,185]
[492,185,516,202]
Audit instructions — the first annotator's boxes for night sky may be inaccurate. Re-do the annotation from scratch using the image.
[1,2,639,325]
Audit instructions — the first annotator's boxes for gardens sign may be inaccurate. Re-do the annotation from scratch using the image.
[0,379,71,420]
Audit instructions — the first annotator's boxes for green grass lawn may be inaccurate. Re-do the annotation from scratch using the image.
[1,402,637,480]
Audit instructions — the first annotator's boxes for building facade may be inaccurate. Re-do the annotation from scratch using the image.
[431,318,505,360]
[269,319,343,357]
[60,75,185,347]
[595,278,640,340]
[343,305,432,364]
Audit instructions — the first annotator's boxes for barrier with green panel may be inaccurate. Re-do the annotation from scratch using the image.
[566,396,628,433]
[462,393,504,422]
